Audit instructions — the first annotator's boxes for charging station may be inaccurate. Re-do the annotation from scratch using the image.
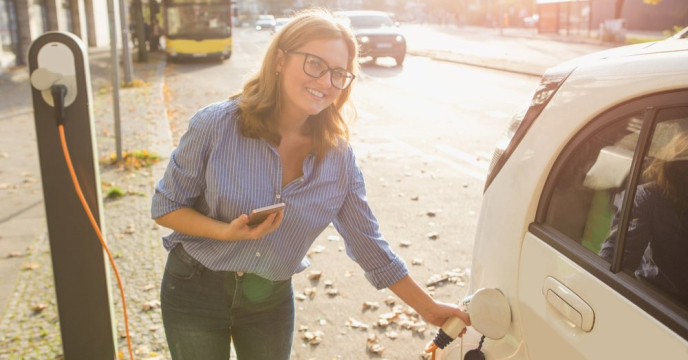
[28,32,117,359]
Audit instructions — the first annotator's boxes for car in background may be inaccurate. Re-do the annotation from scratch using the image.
[255,14,276,31]
[435,33,688,360]
[271,17,291,34]
[334,10,406,66]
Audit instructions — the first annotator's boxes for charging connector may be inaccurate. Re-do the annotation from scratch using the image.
[50,85,67,125]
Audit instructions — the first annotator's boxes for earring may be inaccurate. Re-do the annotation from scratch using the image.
[276,72,279,76]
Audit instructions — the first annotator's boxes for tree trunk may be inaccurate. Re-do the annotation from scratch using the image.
[615,0,624,19]
[133,0,147,62]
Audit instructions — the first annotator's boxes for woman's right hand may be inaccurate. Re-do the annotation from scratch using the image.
[222,210,284,241]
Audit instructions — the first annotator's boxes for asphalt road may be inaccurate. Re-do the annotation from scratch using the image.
[162,27,540,359]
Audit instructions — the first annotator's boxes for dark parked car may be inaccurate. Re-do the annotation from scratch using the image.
[335,10,406,66]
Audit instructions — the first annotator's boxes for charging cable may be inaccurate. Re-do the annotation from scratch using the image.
[52,85,135,360]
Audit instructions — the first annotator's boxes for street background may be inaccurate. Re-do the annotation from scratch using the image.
[0,21,667,359]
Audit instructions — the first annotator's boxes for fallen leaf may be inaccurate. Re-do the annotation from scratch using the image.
[362,301,379,310]
[303,287,316,298]
[32,304,47,313]
[141,300,161,311]
[22,262,40,271]
[301,330,324,345]
[366,333,384,355]
[124,224,137,235]
[426,232,439,240]
[307,245,326,256]
[134,345,151,356]
[307,270,323,280]
[426,274,449,287]
[346,317,369,330]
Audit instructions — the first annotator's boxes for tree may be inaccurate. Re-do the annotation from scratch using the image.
[615,0,663,19]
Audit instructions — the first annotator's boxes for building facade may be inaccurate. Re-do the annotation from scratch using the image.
[1,0,114,69]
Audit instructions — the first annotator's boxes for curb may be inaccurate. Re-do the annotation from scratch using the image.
[407,49,544,77]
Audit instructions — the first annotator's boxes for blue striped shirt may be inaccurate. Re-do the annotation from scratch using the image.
[151,100,408,289]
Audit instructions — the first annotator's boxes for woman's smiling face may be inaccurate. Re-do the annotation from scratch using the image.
[277,38,349,121]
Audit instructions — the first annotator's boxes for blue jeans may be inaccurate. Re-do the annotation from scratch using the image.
[161,244,295,360]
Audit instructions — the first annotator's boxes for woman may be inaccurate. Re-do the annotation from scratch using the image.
[599,131,688,306]
[152,9,470,359]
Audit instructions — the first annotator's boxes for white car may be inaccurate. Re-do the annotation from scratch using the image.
[255,14,276,31]
[271,17,291,34]
[438,36,688,359]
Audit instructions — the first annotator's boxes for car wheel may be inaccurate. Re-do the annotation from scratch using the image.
[394,55,405,66]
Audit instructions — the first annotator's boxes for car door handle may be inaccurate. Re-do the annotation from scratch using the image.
[543,277,595,332]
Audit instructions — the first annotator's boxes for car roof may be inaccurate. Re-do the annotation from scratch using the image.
[334,10,391,18]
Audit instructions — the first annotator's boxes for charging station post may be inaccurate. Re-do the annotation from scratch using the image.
[28,32,117,359]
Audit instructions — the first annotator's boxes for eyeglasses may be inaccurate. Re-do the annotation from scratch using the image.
[283,50,356,90]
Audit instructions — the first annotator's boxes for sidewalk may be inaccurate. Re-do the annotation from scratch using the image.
[0,48,174,359]
[404,24,667,76]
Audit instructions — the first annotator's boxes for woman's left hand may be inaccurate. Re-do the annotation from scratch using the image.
[421,300,471,336]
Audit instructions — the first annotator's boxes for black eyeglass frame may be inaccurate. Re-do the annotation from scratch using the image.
[283,50,356,90]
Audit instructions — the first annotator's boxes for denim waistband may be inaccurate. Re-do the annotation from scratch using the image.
[172,244,245,277]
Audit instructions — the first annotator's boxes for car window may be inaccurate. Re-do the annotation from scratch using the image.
[348,15,394,29]
[537,91,688,339]
[599,108,688,310]
[545,114,643,255]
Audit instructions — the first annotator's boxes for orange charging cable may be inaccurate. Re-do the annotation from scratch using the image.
[425,341,438,360]
[58,124,135,360]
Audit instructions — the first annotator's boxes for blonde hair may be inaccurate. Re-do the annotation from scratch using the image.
[230,9,359,162]
[644,132,688,212]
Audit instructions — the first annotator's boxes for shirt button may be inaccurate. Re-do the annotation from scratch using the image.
[276,194,281,199]
[255,252,261,257]
[300,178,305,182]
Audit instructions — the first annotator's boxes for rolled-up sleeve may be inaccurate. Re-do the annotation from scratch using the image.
[151,108,214,219]
[333,147,408,290]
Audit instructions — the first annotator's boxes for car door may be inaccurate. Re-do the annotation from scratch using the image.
[518,91,688,359]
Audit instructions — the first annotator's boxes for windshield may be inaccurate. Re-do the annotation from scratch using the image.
[166,5,231,38]
[348,15,394,29]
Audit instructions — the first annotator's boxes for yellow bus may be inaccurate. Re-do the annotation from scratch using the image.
[163,0,232,60]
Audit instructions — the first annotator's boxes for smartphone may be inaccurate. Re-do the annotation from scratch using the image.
[247,203,285,227]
